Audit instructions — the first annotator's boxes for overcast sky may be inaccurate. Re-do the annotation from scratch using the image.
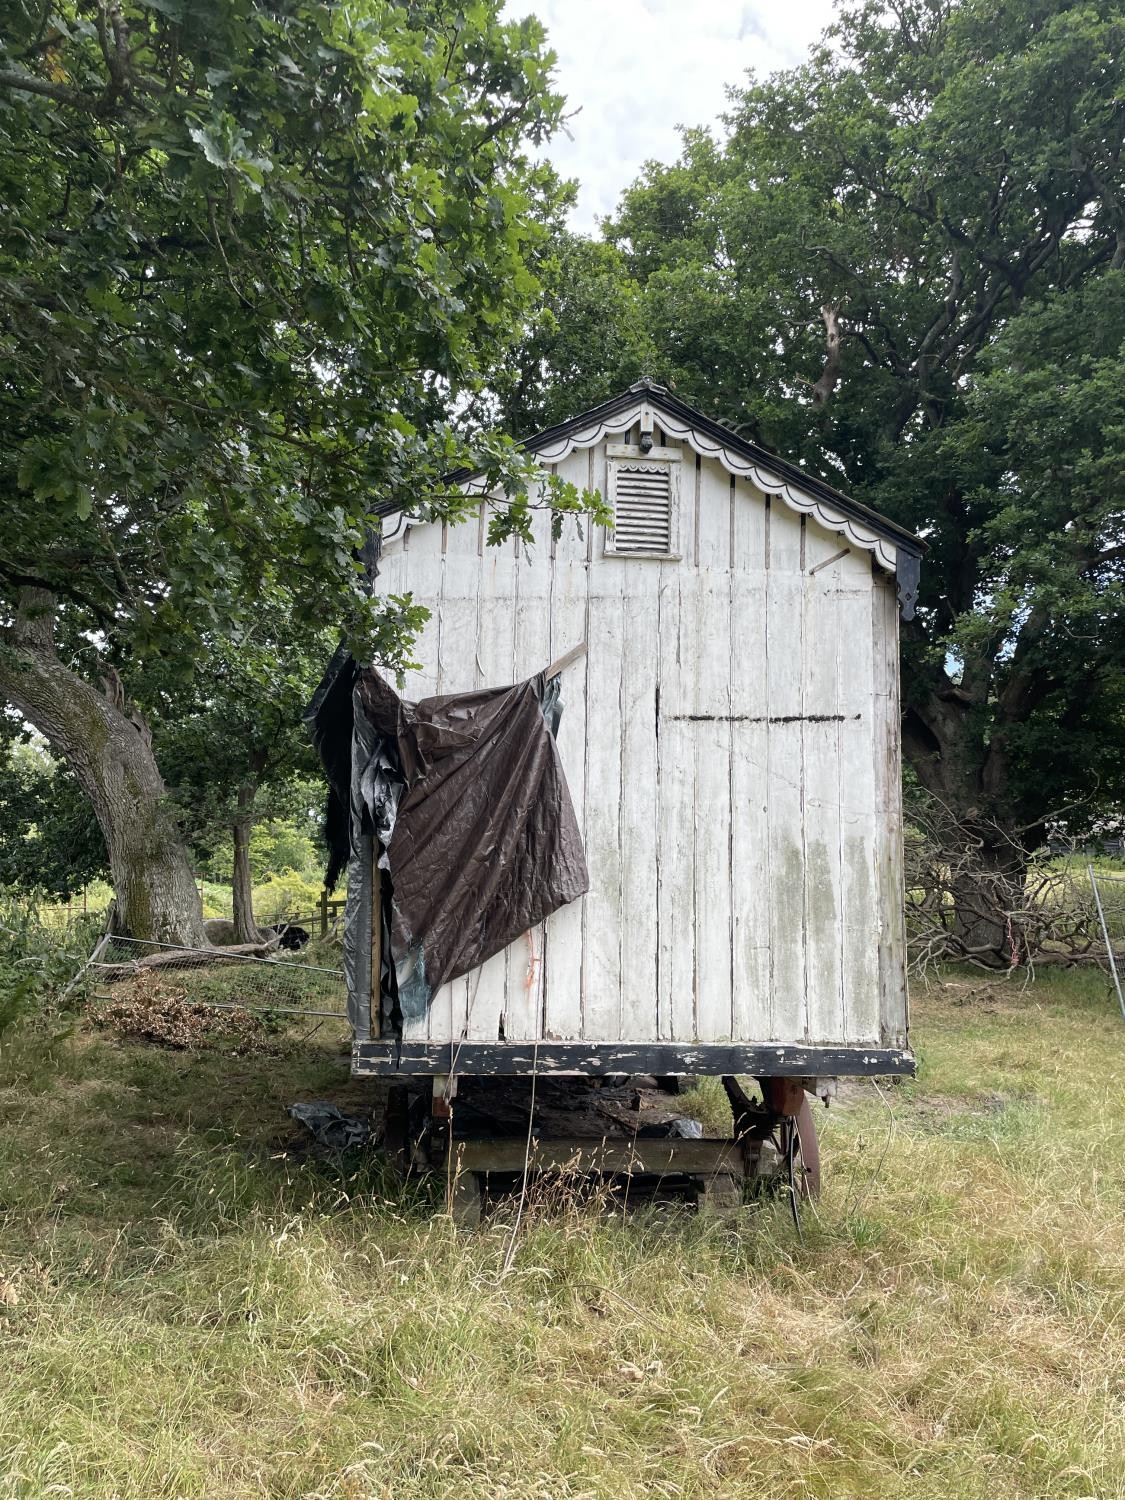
[501,0,838,232]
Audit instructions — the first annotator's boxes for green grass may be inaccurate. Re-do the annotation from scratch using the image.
[0,970,1122,1499]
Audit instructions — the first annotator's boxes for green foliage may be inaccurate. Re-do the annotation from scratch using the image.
[137,597,328,871]
[202,810,323,886]
[251,868,323,924]
[0,0,611,942]
[246,815,320,884]
[940,272,1125,819]
[0,0,590,673]
[0,729,107,898]
[602,0,1125,843]
[0,895,96,1035]
[491,232,661,436]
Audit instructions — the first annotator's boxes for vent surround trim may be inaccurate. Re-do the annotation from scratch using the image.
[605,456,679,558]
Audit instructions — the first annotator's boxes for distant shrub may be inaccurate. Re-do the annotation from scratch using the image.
[0,895,99,1034]
[253,870,323,925]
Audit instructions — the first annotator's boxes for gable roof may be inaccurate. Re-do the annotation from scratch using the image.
[439,379,924,617]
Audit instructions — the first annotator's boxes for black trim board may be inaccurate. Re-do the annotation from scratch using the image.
[351,1041,915,1078]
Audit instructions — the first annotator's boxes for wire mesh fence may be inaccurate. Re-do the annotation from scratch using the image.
[88,936,349,1021]
[1088,866,1125,1021]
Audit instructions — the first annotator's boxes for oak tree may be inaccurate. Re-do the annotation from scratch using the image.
[0,0,576,939]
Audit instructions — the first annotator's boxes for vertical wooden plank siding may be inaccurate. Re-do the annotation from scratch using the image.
[372,541,405,603]
[874,574,909,1046]
[403,524,442,702]
[618,543,660,1044]
[464,508,516,1042]
[661,568,698,1040]
[542,447,592,1040]
[801,528,844,1044]
[838,549,881,1043]
[433,509,484,1044]
[657,438,692,1041]
[730,481,770,1042]
[765,502,806,1041]
[436,504,483,698]
[582,543,626,1042]
[369,447,904,1051]
[502,488,554,1042]
[691,459,735,1040]
[380,532,432,1044]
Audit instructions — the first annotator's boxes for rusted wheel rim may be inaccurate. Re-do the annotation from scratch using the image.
[757,1078,822,1203]
[792,1095,822,1200]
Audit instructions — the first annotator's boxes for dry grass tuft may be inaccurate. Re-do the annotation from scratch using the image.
[0,967,1122,1498]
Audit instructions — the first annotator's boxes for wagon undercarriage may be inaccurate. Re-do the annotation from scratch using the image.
[376,1056,913,1227]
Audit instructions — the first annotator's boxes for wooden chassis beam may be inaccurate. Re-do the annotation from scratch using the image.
[352,1041,915,1078]
[451,1136,745,1176]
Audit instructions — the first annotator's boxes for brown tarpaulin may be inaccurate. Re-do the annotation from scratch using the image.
[354,668,589,1028]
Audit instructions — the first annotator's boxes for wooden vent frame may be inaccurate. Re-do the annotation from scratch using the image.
[604,445,681,558]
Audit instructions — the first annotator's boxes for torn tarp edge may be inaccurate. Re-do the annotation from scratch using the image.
[539,672,563,736]
[343,674,408,1052]
[304,644,358,893]
[343,673,381,1044]
[343,829,372,1042]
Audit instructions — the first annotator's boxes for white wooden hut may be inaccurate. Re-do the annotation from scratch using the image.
[350,381,920,1083]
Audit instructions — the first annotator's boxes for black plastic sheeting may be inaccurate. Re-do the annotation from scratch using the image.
[287,1100,372,1150]
[308,653,589,1049]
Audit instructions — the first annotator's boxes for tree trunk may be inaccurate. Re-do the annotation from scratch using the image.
[231,783,262,944]
[947,837,1027,966]
[903,694,1028,966]
[0,589,207,945]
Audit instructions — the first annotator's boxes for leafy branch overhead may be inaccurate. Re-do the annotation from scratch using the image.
[0,0,588,942]
[0,0,593,666]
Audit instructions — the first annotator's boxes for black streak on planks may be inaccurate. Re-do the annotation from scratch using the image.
[666,712,862,724]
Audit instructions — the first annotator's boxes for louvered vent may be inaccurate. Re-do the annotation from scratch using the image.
[608,461,675,555]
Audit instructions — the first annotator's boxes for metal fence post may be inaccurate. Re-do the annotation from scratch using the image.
[1088,864,1125,1023]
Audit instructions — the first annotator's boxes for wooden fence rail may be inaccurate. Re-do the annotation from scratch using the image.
[312,892,346,938]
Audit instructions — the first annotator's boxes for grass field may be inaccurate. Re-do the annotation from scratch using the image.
[0,970,1122,1499]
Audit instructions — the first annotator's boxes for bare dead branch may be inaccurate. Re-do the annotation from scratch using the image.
[904,787,1124,977]
[0,67,92,109]
[96,938,280,982]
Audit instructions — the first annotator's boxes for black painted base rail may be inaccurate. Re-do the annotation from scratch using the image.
[351,1041,915,1078]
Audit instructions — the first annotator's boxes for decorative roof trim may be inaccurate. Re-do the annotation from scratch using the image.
[440,380,924,616]
[531,398,901,573]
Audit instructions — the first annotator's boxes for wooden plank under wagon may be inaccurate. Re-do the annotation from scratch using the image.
[453,1137,747,1176]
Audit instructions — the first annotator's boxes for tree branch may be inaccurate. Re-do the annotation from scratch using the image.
[4,586,58,654]
[0,561,117,626]
[0,68,93,109]
[810,302,845,406]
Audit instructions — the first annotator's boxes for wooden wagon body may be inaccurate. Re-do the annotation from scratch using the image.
[349,382,920,1083]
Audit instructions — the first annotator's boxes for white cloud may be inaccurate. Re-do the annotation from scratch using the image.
[502,0,838,231]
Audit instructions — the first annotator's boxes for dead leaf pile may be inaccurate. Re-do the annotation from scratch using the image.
[89,972,282,1055]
